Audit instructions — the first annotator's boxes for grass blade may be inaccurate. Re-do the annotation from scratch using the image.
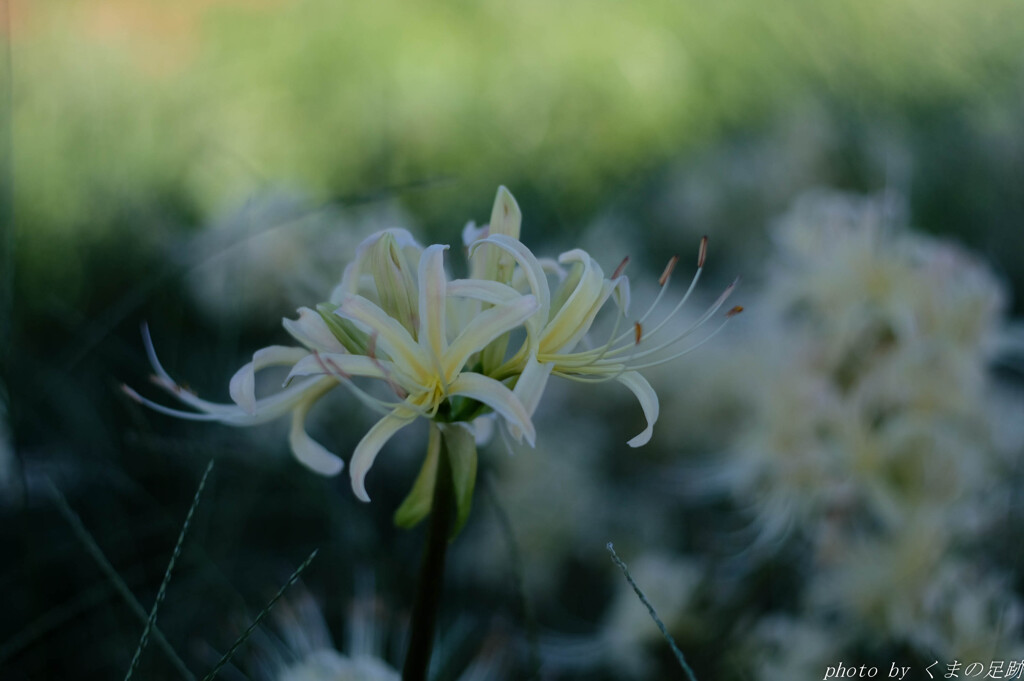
[47,478,197,681]
[125,460,214,680]
[201,549,319,681]
[607,542,698,681]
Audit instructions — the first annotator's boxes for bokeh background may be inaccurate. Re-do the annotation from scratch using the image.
[3,1,1024,679]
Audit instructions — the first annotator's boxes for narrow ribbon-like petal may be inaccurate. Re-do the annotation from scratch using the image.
[543,250,607,354]
[286,352,393,382]
[141,324,336,425]
[448,372,536,446]
[447,279,522,306]
[230,346,310,413]
[350,406,419,502]
[508,355,554,443]
[470,235,551,321]
[616,371,660,447]
[289,392,344,475]
[548,279,615,355]
[512,354,555,418]
[335,294,430,383]
[417,244,449,360]
[442,295,539,380]
[283,308,346,353]
[147,375,336,426]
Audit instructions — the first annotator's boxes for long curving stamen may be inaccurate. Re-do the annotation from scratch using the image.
[609,237,704,348]
[602,277,738,362]
[609,255,678,344]
[612,256,630,279]
[619,249,707,346]
[625,310,738,370]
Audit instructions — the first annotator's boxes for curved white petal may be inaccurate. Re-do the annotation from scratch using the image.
[230,346,310,414]
[289,395,344,476]
[350,407,419,502]
[141,322,184,389]
[442,295,539,380]
[418,244,449,360]
[449,372,536,446]
[140,324,331,424]
[470,235,550,317]
[551,279,615,355]
[470,414,496,446]
[144,375,335,426]
[447,279,522,305]
[283,308,346,353]
[286,352,393,382]
[508,355,554,443]
[512,354,555,418]
[219,377,336,426]
[616,371,660,447]
[335,294,429,382]
[544,250,607,353]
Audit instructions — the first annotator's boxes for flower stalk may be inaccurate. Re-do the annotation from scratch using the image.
[402,427,455,681]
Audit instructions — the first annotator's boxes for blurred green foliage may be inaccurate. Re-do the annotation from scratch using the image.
[11,0,1024,308]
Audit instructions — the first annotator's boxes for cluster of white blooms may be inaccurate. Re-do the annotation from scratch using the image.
[185,191,407,322]
[724,192,1008,537]
[711,191,1024,668]
[586,190,1022,677]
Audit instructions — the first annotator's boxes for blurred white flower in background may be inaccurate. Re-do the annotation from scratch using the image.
[729,190,1014,537]
[277,651,399,681]
[184,191,408,323]
[246,583,506,681]
[746,615,844,681]
[681,189,1024,670]
[605,188,1024,677]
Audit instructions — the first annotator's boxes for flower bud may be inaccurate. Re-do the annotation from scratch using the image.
[368,231,420,337]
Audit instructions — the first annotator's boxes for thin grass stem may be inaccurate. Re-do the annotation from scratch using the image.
[402,432,454,681]
[125,460,214,681]
[201,549,319,681]
[606,542,698,681]
[47,479,197,681]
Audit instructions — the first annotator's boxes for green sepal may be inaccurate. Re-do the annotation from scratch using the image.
[443,423,478,540]
[394,424,442,529]
[393,422,478,540]
[316,302,368,354]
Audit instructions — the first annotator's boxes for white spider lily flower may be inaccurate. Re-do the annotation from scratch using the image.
[319,244,539,502]
[126,233,539,505]
[466,232,740,448]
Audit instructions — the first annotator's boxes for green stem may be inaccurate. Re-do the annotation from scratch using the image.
[402,431,454,681]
